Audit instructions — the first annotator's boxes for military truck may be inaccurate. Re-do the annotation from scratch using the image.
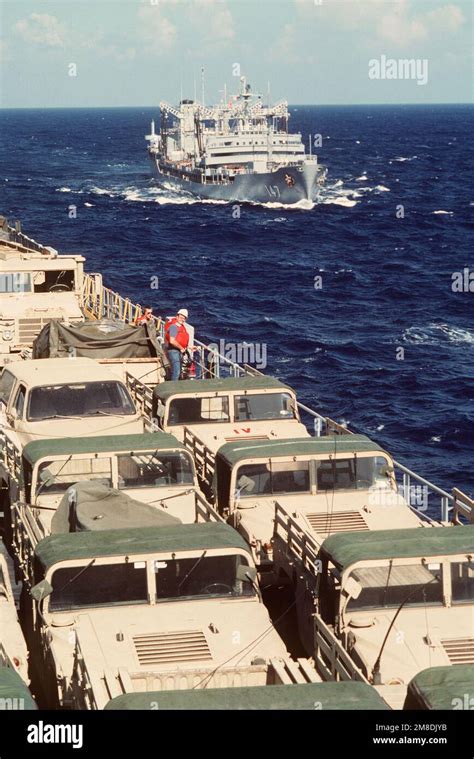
[24,523,319,709]
[104,680,389,710]
[191,434,428,573]
[0,357,145,448]
[0,550,29,684]
[127,375,310,450]
[276,524,474,709]
[0,431,217,561]
[0,237,85,366]
[404,665,474,710]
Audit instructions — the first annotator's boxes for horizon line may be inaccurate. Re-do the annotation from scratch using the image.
[0,101,472,111]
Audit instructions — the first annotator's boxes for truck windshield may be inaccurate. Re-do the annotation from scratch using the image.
[27,381,136,420]
[50,562,148,611]
[167,395,230,425]
[316,456,390,491]
[37,458,113,494]
[451,561,474,604]
[117,451,194,488]
[235,461,310,497]
[346,562,444,611]
[234,392,296,422]
[155,554,256,600]
[0,272,32,293]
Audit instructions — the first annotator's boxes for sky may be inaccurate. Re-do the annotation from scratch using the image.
[0,0,472,107]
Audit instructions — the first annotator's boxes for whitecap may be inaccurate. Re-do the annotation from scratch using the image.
[376,425,385,431]
[56,187,72,193]
[84,202,94,207]
[430,436,441,443]
[432,210,453,215]
[356,175,368,181]
[322,196,357,207]
[375,185,390,192]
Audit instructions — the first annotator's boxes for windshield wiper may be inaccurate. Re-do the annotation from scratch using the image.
[87,410,122,416]
[177,551,207,594]
[35,414,81,420]
[56,558,96,594]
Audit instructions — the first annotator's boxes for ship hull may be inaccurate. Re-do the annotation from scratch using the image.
[149,156,322,204]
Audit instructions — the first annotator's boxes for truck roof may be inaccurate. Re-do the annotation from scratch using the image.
[405,665,474,710]
[3,357,122,385]
[216,434,386,467]
[34,523,251,575]
[153,375,294,401]
[321,525,474,570]
[22,431,186,466]
[105,681,389,710]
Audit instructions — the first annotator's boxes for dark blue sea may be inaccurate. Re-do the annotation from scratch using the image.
[0,105,473,506]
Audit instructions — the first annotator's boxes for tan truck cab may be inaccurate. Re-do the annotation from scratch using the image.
[26,523,314,708]
[0,242,84,365]
[206,434,424,572]
[0,432,215,563]
[313,526,474,709]
[0,357,144,446]
[150,376,309,448]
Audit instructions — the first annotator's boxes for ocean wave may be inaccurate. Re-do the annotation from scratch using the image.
[394,156,418,162]
[403,323,474,345]
[432,210,453,215]
[356,174,368,181]
[55,186,72,193]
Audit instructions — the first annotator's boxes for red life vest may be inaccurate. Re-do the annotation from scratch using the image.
[165,317,189,349]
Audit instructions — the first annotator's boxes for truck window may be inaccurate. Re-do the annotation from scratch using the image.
[27,381,136,420]
[154,554,255,600]
[49,563,148,611]
[234,392,296,422]
[346,563,444,612]
[235,461,310,497]
[37,458,113,494]
[13,385,26,419]
[167,395,230,426]
[33,270,74,293]
[0,370,15,405]
[451,561,474,604]
[117,451,194,488]
[316,456,389,491]
[0,272,32,293]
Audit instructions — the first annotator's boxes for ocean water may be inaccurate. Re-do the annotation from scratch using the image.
[0,104,473,505]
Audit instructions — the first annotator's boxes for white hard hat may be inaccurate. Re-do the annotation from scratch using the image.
[177,308,188,318]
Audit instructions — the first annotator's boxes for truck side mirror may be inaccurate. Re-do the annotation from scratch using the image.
[236,565,257,584]
[31,579,53,602]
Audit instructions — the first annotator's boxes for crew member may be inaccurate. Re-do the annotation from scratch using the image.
[135,305,154,325]
[165,308,196,381]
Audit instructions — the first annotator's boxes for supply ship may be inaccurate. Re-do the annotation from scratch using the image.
[145,76,325,204]
[0,217,473,712]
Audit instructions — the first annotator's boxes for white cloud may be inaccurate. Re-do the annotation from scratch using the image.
[426,4,465,32]
[15,13,66,48]
[138,5,177,52]
[209,6,235,43]
[377,4,428,45]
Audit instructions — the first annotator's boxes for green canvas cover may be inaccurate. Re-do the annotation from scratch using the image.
[22,432,186,467]
[216,434,385,468]
[153,375,294,402]
[51,481,181,534]
[105,681,389,710]
[35,522,251,576]
[0,666,37,710]
[404,665,474,710]
[32,319,168,364]
[321,525,474,571]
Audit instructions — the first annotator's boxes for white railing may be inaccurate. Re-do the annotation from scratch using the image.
[313,614,369,684]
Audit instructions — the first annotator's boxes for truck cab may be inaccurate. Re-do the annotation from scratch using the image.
[0,357,144,447]
[151,376,309,450]
[212,434,423,572]
[315,526,474,709]
[0,241,85,366]
[26,523,304,709]
[1,432,215,563]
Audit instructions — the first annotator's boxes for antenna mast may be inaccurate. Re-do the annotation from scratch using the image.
[201,67,205,107]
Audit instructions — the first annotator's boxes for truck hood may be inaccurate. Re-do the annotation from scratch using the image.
[15,415,145,445]
[182,420,309,452]
[344,606,474,707]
